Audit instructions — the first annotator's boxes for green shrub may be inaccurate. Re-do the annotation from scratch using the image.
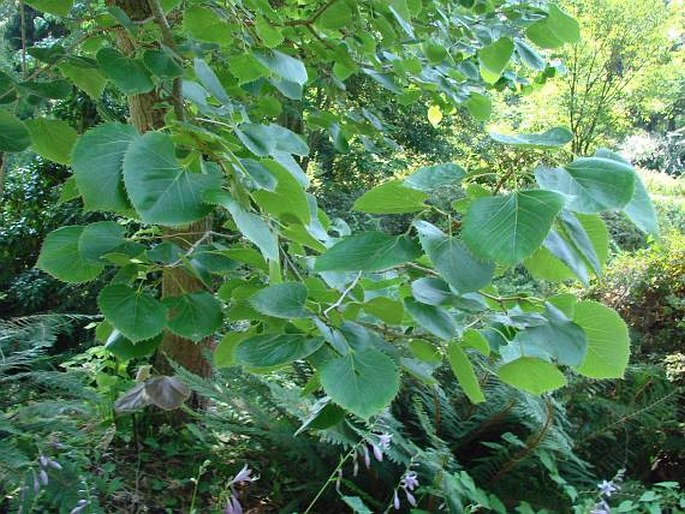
[591,230,685,354]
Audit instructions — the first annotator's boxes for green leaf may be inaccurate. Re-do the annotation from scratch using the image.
[462,190,565,265]
[72,123,138,214]
[105,330,162,360]
[497,357,567,395]
[143,50,183,78]
[514,39,545,70]
[249,283,308,319]
[25,0,72,16]
[461,329,490,356]
[352,180,428,214]
[214,331,252,368]
[411,277,453,305]
[315,232,421,272]
[193,58,229,103]
[361,297,404,325]
[535,157,636,213]
[19,79,71,99]
[526,5,581,49]
[508,306,587,367]
[25,118,78,165]
[542,230,590,286]
[96,48,153,95]
[624,172,658,236]
[0,110,31,152]
[236,334,323,368]
[490,127,572,148]
[409,339,442,362]
[78,221,126,264]
[37,226,104,283]
[574,301,630,379]
[447,343,485,403]
[255,16,284,48]
[252,161,310,224]
[205,191,278,261]
[123,132,221,226]
[404,298,456,340]
[59,61,107,99]
[98,284,167,342]
[415,221,494,293]
[341,496,373,514]
[479,38,514,84]
[236,123,309,157]
[253,50,308,86]
[404,163,466,191]
[320,349,400,419]
[165,292,223,342]
[183,5,230,44]
[466,92,492,121]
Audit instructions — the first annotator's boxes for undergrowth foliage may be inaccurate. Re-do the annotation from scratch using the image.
[0,0,682,512]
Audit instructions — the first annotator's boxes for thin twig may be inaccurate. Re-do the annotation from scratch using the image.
[323,272,362,317]
[168,231,212,267]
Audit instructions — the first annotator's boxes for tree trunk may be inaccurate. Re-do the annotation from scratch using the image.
[111,0,212,389]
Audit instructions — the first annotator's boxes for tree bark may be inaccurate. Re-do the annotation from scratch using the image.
[110,0,212,389]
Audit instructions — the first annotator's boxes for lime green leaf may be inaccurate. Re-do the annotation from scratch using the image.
[205,191,278,261]
[404,163,466,191]
[498,357,567,395]
[317,0,354,29]
[78,221,126,264]
[59,60,107,99]
[214,331,252,368]
[96,48,153,95]
[463,190,565,265]
[249,283,308,319]
[25,0,72,17]
[0,110,31,152]
[341,496,373,514]
[490,127,572,148]
[428,104,443,127]
[535,157,636,213]
[574,301,630,379]
[193,58,229,103]
[514,39,545,70]
[255,16,284,48]
[526,5,581,49]
[315,232,421,272]
[353,180,428,214]
[409,339,442,362]
[361,297,404,325]
[479,38,514,84]
[123,132,221,226]
[183,5,230,44]
[448,343,485,403]
[72,123,137,214]
[37,226,104,283]
[461,329,490,356]
[236,334,323,368]
[252,161,310,224]
[165,292,223,342]
[320,349,400,419]
[415,221,494,293]
[466,92,492,121]
[236,123,309,157]
[98,284,167,342]
[25,118,78,165]
[105,330,161,360]
[404,298,456,340]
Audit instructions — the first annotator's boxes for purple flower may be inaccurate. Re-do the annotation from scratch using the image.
[590,499,611,514]
[225,494,243,514]
[39,455,49,467]
[401,471,419,491]
[597,479,619,497]
[335,469,343,493]
[69,500,88,514]
[393,490,401,510]
[48,459,62,471]
[404,489,418,507]
[378,433,392,450]
[353,456,359,477]
[230,464,257,486]
[38,469,49,486]
[372,444,383,462]
[362,445,371,469]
